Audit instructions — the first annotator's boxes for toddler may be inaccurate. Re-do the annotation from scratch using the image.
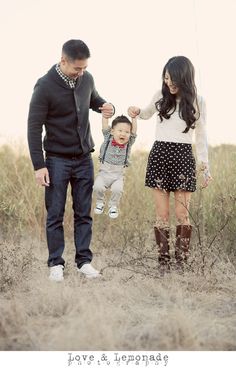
[93,114,137,218]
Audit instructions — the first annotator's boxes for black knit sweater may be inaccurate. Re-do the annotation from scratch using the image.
[27,65,107,170]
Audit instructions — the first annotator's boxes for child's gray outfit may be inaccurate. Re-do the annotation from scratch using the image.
[94,127,136,208]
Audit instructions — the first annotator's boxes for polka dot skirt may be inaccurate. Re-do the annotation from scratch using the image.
[145,141,196,192]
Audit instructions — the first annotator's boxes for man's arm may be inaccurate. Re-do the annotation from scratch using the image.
[90,88,115,118]
[28,81,50,186]
[90,86,107,112]
[27,81,48,170]
[89,76,115,118]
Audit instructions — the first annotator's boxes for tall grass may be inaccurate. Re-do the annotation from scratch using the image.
[0,144,235,254]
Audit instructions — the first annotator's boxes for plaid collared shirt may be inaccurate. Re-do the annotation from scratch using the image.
[55,63,77,88]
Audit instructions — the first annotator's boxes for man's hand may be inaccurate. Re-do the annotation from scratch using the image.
[128,106,140,118]
[35,167,50,187]
[99,103,114,118]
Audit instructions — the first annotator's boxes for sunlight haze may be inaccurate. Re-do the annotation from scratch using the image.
[0,0,235,151]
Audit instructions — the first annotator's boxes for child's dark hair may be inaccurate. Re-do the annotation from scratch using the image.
[111,115,132,129]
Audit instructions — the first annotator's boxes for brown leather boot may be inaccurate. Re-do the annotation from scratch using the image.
[154,227,170,267]
[175,225,192,265]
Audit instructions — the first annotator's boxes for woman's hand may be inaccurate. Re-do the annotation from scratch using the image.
[200,164,213,188]
[127,106,140,118]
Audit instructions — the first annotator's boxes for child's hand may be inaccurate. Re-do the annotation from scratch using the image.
[128,106,140,118]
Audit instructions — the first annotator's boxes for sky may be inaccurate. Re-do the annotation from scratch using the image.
[0,0,236,151]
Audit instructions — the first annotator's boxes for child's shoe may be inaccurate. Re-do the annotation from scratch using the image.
[94,202,104,215]
[108,206,119,219]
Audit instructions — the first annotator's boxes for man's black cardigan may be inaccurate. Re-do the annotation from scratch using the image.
[27,65,107,170]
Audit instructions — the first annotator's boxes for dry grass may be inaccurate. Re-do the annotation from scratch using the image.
[0,238,235,351]
[0,144,236,351]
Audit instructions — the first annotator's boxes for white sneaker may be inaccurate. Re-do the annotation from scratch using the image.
[108,206,119,219]
[94,202,104,215]
[78,263,100,279]
[49,265,64,282]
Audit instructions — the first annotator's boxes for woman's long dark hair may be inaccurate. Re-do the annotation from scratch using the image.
[156,56,200,133]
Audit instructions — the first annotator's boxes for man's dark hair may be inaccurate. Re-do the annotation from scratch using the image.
[111,115,132,129]
[62,39,90,61]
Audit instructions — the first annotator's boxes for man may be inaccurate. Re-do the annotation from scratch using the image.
[28,39,114,282]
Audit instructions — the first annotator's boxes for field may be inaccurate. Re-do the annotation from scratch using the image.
[0,144,236,351]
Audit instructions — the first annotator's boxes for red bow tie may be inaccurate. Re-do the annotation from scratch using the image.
[111,139,125,148]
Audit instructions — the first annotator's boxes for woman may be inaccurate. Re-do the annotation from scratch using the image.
[128,56,212,272]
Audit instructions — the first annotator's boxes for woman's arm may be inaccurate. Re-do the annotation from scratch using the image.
[128,90,161,120]
[195,96,212,187]
[195,96,208,165]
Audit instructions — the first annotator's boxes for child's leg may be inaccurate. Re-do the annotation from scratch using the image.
[109,177,124,207]
[93,175,107,204]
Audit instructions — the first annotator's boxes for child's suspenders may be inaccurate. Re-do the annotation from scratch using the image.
[101,134,130,167]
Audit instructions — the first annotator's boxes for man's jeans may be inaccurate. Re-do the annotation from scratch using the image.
[45,154,94,268]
